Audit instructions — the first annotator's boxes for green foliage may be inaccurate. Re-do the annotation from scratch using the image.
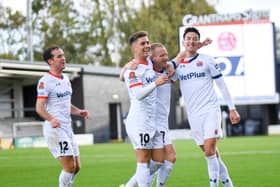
[117,0,216,66]
[0,0,216,65]
[30,0,119,65]
[0,4,26,59]
[10,1,280,65]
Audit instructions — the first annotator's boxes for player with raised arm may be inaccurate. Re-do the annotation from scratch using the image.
[36,46,90,187]
[120,38,212,187]
[173,27,240,187]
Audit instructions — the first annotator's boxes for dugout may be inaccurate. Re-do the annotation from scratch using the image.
[0,60,84,133]
[0,59,130,143]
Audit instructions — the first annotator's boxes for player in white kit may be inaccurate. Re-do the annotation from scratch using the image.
[173,27,240,187]
[148,43,176,187]
[122,43,176,187]
[123,31,169,187]
[120,40,212,187]
[36,46,90,187]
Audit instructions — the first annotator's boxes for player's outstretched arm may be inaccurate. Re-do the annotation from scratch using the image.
[215,77,241,125]
[198,37,212,48]
[71,104,90,119]
[131,74,168,100]
[172,37,213,68]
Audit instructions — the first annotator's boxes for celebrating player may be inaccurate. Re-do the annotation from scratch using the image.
[173,27,240,187]
[36,46,90,187]
[122,31,169,187]
[120,38,212,187]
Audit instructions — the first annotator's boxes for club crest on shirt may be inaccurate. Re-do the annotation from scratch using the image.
[129,72,136,79]
[214,129,218,135]
[196,61,203,67]
[39,82,44,89]
[128,71,139,84]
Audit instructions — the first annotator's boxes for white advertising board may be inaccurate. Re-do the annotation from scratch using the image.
[179,22,279,104]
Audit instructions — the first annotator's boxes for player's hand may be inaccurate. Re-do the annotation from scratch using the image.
[229,109,240,125]
[174,50,187,65]
[50,118,60,128]
[155,74,168,86]
[80,109,90,119]
[198,37,212,49]
[120,61,139,81]
[166,63,175,77]
[125,61,138,70]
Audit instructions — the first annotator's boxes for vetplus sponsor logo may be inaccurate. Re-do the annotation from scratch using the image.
[179,72,206,80]
[56,91,72,98]
[146,76,157,83]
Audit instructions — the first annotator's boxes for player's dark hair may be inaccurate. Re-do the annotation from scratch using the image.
[43,46,60,64]
[183,27,200,40]
[128,31,148,46]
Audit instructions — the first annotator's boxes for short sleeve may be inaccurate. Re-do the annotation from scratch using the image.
[208,56,222,79]
[37,78,48,99]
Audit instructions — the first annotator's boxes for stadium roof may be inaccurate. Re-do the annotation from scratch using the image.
[0,59,120,79]
[0,59,81,80]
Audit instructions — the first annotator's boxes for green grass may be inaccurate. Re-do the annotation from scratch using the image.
[0,135,280,187]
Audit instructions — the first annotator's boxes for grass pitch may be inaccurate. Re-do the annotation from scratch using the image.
[0,135,280,187]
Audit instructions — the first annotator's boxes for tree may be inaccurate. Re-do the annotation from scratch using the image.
[31,0,120,65]
[117,0,216,67]
[0,4,26,60]
[32,0,88,63]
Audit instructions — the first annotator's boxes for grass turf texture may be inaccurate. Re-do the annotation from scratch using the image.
[0,135,280,187]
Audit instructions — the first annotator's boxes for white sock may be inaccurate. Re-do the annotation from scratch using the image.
[149,160,162,175]
[125,161,162,187]
[136,163,150,187]
[125,174,137,187]
[59,170,73,187]
[149,160,162,186]
[206,155,219,187]
[218,156,233,187]
[156,160,174,187]
[68,173,76,187]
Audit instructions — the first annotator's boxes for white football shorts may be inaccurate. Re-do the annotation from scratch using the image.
[43,121,79,159]
[126,124,164,149]
[188,109,223,146]
[157,126,172,146]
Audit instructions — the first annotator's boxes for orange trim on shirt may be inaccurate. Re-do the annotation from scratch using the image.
[37,96,48,99]
[48,71,63,79]
[129,82,143,88]
[180,59,190,64]
[139,61,148,65]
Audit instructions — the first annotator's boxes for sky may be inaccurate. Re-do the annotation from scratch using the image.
[1,0,280,27]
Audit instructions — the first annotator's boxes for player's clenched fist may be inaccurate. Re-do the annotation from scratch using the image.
[155,74,168,86]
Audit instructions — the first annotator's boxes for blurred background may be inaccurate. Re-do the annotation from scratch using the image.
[0,0,280,148]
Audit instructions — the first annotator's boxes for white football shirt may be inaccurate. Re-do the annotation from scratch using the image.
[37,72,72,124]
[143,58,172,128]
[174,53,223,117]
[124,61,158,132]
